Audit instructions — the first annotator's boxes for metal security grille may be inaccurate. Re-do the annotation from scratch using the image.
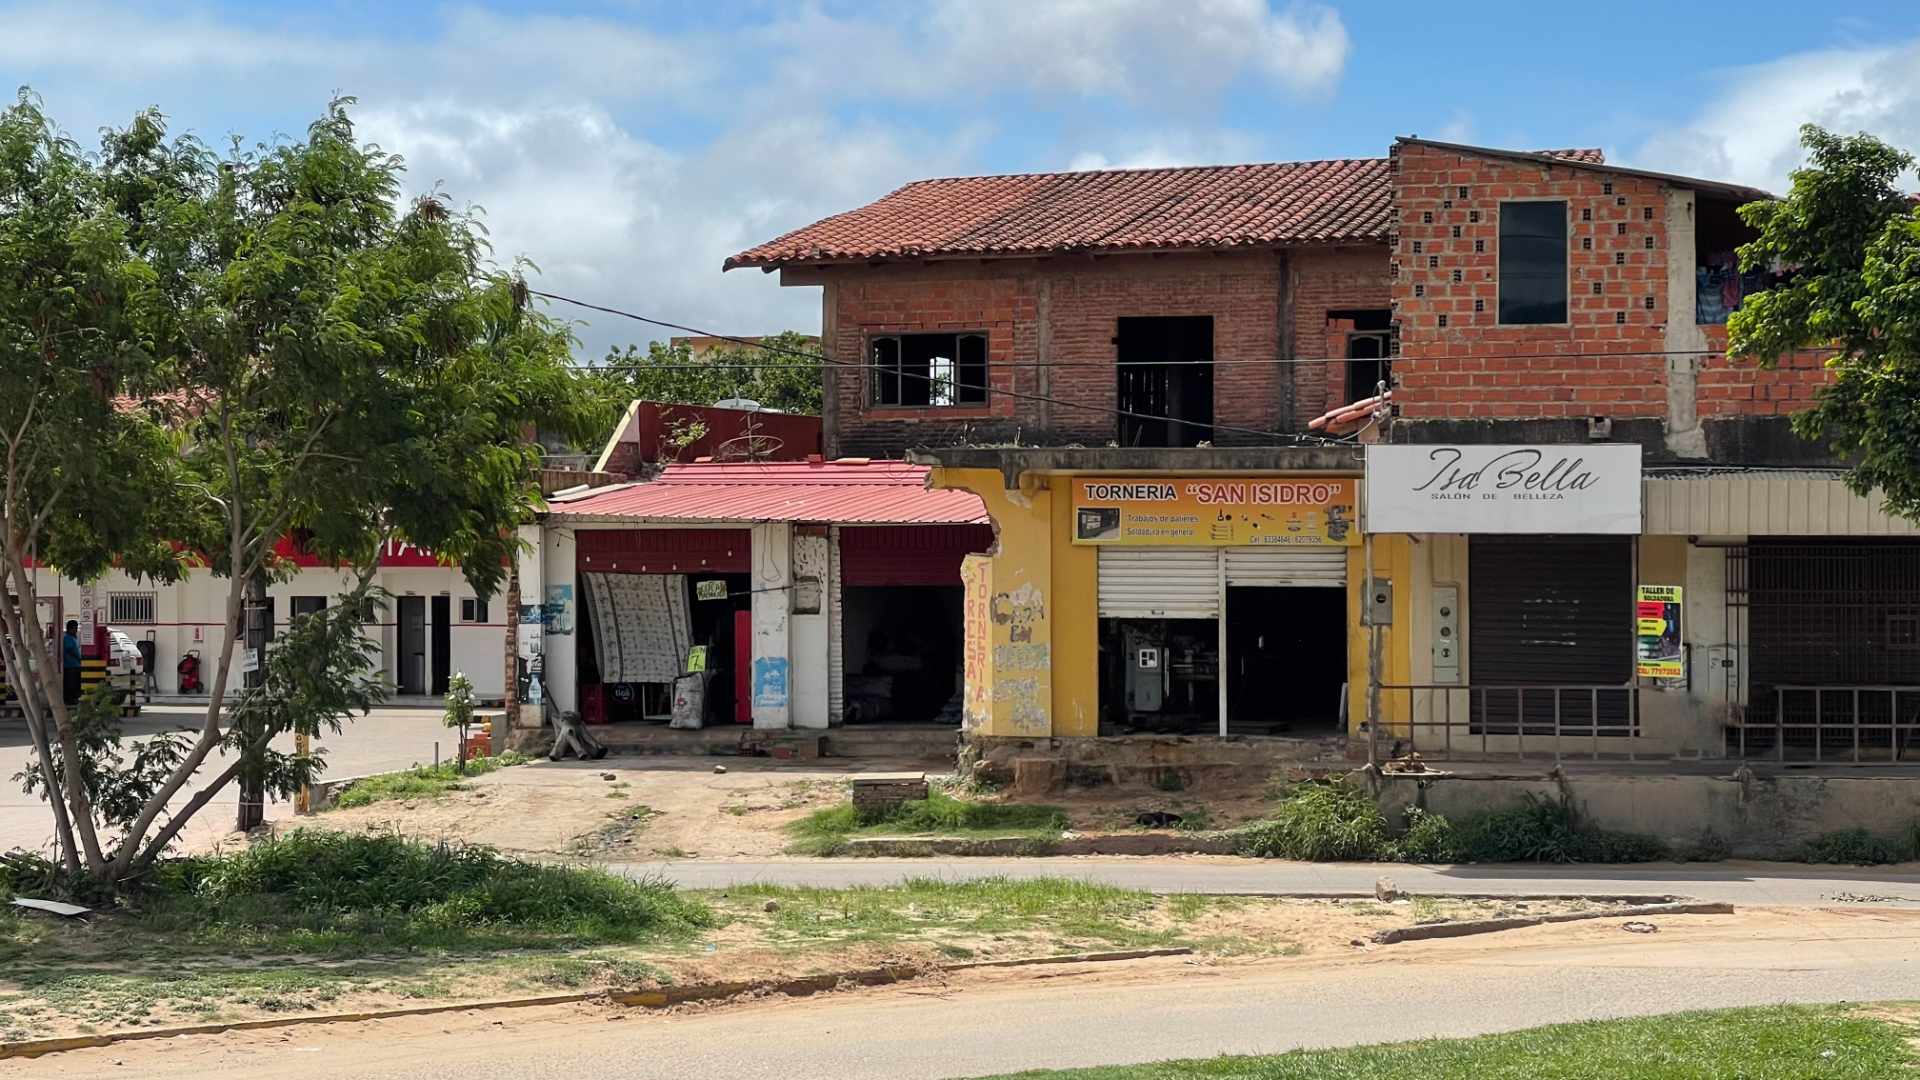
[1468,536,1634,734]
[1742,540,1920,759]
[108,592,157,625]
[1223,548,1347,587]
[1097,548,1219,618]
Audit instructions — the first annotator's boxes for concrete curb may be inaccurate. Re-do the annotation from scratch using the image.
[0,949,1194,1060]
[839,834,1236,857]
[1370,901,1736,944]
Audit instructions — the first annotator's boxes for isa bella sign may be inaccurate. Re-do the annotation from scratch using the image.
[1365,445,1642,534]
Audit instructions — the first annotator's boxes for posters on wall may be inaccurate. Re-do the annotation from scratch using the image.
[1070,477,1358,547]
[1636,585,1683,679]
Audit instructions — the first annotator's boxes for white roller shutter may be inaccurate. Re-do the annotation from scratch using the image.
[1223,548,1348,587]
[1097,548,1220,618]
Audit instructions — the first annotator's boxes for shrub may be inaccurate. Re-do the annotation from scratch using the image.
[1390,807,1461,863]
[1453,793,1666,864]
[1232,781,1388,860]
[330,752,529,809]
[1799,828,1908,866]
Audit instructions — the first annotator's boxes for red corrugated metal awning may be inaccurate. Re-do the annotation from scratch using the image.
[547,459,990,525]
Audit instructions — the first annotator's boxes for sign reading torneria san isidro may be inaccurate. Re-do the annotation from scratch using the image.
[1072,477,1357,546]
[1364,445,1642,534]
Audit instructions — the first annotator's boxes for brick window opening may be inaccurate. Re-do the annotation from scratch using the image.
[1451,269,1463,283]
[109,592,156,625]
[1644,235,1655,249]
[1412,240,1423,253]
[1451,225,1462,238]
[1442,199,1453,209]
[1615,310,1627,324]
[1643,206,1654,221]
[1474,239,1485,253]
[1469,210,1480,223]
[1581,236,1592,250]
[1581,207,1592,222]
[870,332,989,407]
[1616,196,1627,207]
[1414,284,1425,297]
[1428,255,1439,268]
[1644,296,1656,310]
[1474,299,1485,313]
[1117,316,1213,448]
[1592,281,1603,295]
[1437,314,1448,328]
[1617,222,1628,236]
[1615,252,1627,265]
[1422,211,1433,224]
[1603,182,1614,195]
[1458,185,1469,198]
[1498,200,1569,325]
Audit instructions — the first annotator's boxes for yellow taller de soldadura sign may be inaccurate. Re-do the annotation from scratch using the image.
[1071,477,1358,546]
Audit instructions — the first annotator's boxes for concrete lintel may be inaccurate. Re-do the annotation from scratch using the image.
[908,445,1364,490]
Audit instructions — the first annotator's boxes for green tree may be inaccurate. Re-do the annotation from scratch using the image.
[595,331,824,416]
[0,92,601,885]
[1729,125,1920,516]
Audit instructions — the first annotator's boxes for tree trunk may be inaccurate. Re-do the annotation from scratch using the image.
[236,569,268,832]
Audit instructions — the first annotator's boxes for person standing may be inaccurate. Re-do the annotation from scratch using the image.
[62,620,82,706]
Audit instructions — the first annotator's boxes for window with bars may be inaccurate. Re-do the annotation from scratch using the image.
[109,592,157,625]
[869,332,988,407]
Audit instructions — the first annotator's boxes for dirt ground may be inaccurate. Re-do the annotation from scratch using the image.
[186,757,1279,859]
[21,906,1920,1078]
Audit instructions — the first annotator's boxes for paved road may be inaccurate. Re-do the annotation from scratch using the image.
[616,856,1920,905]
[29,919,1920,1080]
[0,706,454,854]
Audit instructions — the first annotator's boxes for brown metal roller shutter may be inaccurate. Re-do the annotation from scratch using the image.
[1469,536,1634,734]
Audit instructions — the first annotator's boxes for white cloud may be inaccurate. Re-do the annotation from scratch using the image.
[0,0,1353,353]
[1633,42,1920,190]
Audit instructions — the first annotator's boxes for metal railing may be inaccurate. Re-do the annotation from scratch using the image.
[1369,683,1639,764]
[1739,685,1920,763]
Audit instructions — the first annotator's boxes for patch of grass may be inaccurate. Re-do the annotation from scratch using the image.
[712,877,1183,951]
[1391,807,1459,863]
[328,752,530,810]
[786,790,1068,855]
[1799,827,1916,866]
[1452,794,1667,864]
[147,829,711,954]
[968,1004,1918,1078]
[1230,782,1387,861]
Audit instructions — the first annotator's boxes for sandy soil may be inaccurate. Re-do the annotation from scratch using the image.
[24,906,1920,1078]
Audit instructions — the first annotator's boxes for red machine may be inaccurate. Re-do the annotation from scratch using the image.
[176,651,202,694]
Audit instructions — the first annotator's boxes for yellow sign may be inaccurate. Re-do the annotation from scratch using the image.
[1635,585,1683,679]
[1071,477,1357,546]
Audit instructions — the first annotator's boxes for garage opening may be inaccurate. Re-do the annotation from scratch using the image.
[1099,617,1219,733]
[1116,316,1212,448]
[1468,536,1635,736]
[1226,586,1346,735]
[843,586,963,724]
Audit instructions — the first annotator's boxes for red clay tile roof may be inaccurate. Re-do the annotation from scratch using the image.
[725,158,1394,270]
[1541,148,1606,164]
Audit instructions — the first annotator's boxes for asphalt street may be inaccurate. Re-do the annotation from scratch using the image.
[619,855,1920,906]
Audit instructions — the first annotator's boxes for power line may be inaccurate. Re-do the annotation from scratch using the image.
[530,289,1359,448]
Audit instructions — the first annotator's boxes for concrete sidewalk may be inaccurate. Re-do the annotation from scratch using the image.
[616,856,1920,906]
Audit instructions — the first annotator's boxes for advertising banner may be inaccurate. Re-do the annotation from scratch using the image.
[1636,584,1683,679]
[1070,477,1357,547]
[1364,444,1642,534]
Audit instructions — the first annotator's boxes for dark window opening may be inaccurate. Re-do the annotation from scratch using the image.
[290,596,326,624]
[1695,195,1785,325]
[1498,201,1568,325]
[1116,315,1213,448]
[870,332,988,407]
[461,596,489,623]
[1334,308,1394,401]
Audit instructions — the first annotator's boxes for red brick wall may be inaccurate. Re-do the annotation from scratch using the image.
[816,250,1391,456]
[1390,145,1669,421]
[1696,324,1832,416]
[1290,248,1392,423]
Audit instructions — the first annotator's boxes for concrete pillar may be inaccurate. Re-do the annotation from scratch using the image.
[513,523,544,730]
[540,525,578,716]
[790,529,830,730]
[1663,188,1709,459]
[750,522,793,729]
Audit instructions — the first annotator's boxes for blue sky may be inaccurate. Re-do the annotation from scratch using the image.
[5,1,1919,357]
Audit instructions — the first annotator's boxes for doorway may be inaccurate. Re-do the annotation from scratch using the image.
[843,585,964,723]
[1116,316,1213,447]
[430,595,451,696]
[1225,586,1346,734]
[396,595,426,695]
[1333,308,1394,404]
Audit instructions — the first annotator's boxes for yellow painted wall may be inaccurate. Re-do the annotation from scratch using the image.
[1047,489,1100,736]
[1346,534,1413,736]
[933,468,1053,737]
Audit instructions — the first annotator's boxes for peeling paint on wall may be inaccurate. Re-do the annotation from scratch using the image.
[991,583,1045,643]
